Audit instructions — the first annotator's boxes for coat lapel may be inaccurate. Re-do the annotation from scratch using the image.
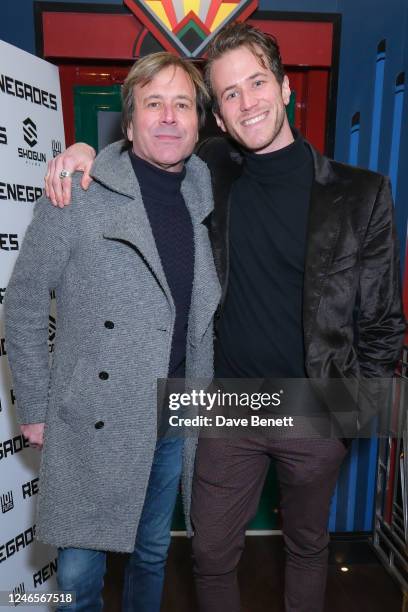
[91,143,220,345]
[197,137,243,303]
[92,142,173,304]
[303,145,345,343]
[182,159,221,346]
[102,198,173,304]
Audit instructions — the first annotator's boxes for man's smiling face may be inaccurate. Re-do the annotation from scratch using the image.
[210,44,293,154]
[127,64,198,172]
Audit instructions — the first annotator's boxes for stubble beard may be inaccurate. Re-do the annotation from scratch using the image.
[249,105,286,154]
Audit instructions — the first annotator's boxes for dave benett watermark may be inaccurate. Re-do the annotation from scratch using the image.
[157,377,403,439]
[163,387,295,432]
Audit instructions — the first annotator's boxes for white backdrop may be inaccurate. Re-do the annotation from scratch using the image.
[0,39,65,609]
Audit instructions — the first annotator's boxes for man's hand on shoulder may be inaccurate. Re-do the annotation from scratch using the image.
[45,143,96,208]
[20,423,45,450]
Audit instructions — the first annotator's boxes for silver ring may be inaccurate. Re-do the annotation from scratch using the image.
[59,169,72,179]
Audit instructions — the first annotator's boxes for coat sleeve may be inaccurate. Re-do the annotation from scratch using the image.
[4,197,73,424]
[356,176,406,377]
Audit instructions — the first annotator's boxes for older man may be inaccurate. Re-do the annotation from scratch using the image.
[5,52,220,612]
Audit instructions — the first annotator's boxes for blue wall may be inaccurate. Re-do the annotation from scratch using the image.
[1,0,407,532]
[334,0,408,257]
[331,0,408,532]
[0,0,124,56]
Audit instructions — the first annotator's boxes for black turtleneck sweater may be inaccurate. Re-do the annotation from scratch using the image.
[129,152,194,378]
[215,134,314,378]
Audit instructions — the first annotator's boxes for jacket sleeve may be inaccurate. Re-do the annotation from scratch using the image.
[357,176,406,377]
[4,197,73,424]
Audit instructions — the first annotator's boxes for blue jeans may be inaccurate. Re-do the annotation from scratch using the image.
[57,437,183,612]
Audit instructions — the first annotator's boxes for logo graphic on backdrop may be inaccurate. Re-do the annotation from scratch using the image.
[0,181,43,202]
[52,139,62,158]
[0,72,58,110]
[22,118,37,148]
[0,525,36,564]
[1,37,64,597]
[48,316,56,353]
[124,0,258,57]
[0,435,30,462]
[22,477,39,501]
[18,118,46,166]
[0,234,19,251]
[1,491,14,514]
[33,558,57,587]
[0,126,7,145]
[12,582,25,604]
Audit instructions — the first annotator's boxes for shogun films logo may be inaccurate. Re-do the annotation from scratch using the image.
[18,117,47,166]
[23,117,37,147]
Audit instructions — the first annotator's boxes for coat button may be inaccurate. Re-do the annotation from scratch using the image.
[104,321,114,329]
[99,371,109,380]
[94,421,104,429]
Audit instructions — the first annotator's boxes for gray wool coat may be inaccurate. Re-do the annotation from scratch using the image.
[5,141,221,552]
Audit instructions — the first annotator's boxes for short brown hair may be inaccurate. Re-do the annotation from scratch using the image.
[121,52,209,146]
[205,22,285,113]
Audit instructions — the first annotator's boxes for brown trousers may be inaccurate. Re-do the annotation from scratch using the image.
[191,437,347,612]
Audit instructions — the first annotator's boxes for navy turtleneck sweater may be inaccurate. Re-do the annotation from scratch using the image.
[129,151,194,378]
[215,133,314,378]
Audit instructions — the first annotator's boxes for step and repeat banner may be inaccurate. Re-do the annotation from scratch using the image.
[0,40,65,608]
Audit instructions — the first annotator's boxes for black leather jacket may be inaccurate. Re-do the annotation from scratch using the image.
[197,136,405,383]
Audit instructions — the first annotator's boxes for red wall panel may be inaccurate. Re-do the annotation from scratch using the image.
[43,13,144,60]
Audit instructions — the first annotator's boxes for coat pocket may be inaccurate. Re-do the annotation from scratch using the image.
[58,357,92,425]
